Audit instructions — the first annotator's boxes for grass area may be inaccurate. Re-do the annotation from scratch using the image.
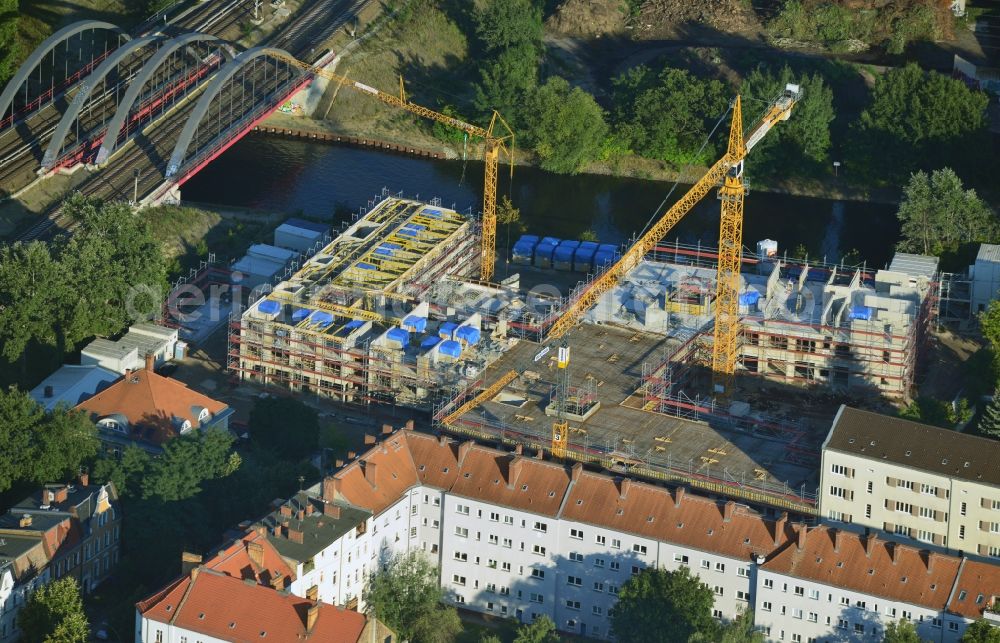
[18,0,136,64]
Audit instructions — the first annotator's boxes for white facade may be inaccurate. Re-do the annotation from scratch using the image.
[971,243,1000,315]
[0,565,50,643]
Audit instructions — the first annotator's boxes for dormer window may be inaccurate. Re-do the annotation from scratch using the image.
[179,420,192,434]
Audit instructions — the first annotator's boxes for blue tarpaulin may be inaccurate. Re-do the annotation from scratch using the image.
[439,322,458,338]
[258,300,280,315]
[291,308,312,323]
[310,311,334,328]
[423,208,443,218]
[357,262,377,270]
[455,325,481,346]
[421,336,441,350]
[402,315,428,333]
[439,340,462,358]
[849,305,873,320]
[386,328,410,347]
[739,291,761,306]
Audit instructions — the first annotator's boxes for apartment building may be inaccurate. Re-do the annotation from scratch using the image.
[819,406,1000,558]
[140,426,1000,641]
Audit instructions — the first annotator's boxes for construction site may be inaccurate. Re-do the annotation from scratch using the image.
[227,86,941,514]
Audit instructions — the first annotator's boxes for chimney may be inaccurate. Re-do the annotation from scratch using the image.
[306,604,319,632]
[78,471,89,487]
[270,573,285,590]
[347,451,356,460]
[280,504,292,517]
[287,528,304,544]
[723,501,735,523]
[514,444,523,455]
[323,503,341,519]
[40,489,52,506]
[571,462,583,483]
[322,477,340,501]
[796,523,808,551]
[833,528,843,553]
[891,542,901,565]
[507,456,524,488]
[774,512,788,546]
[927,551,941,574]
[44,385,53,398]
[247,541,264,569]
[53,486,68,504]
[458,440,474,466]
[534,448,544,460]
[305,503,314,516]
[18,514,32,528]
[364,434,376,445]
[438,434,448,446]
[382,424,393,435]
[674,487,685,508]
[405,419,414,430]
[335,459,344,468]
[181,551,202,576]
[865,533,878,558]
[619,478,631,500]
[145,352,155,372]
[362,460,378,488]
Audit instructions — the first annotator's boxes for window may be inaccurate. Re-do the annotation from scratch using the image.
[950,622,960,632]
[961,502,968,516]
[502,562,511,572]
[568,575,582,586]
[531,569,545,579]
[828,510,846,522]
[829,486,849,499]
[794,586,805,597]
[991,523,1000,534]
[455,527,468,538]
[737,566,749,577]
[593,605,604,616]
[453,551,468,562]
[792,608,803,619]
[831,463,849,476]
[701,560,711,570]
[610,561,620,571]
[569,552,583,563]
[633,544,647,555]
[533,521,547,533]
[593,582,604,592]
[594,557,605,568]
[837,619,848,629]
[409,527,417,538]
[529,593,543,604]
[867,481,874,493]
[489,534,498,545]
[921,483,936,495]
[502,538,512,548]
[713,609,723,619]
[452,575,466,586]
[854,624,865,634]
[897,502,913,514]
[809,589,820,600]
[155,632,163,643]
[456,504,470,515]
[919,506,935,519]
[489,512,499,522]
[565,600,580,610]
[714,562,725,573]
[736,590,749,601]
[570,528,583,539]
[532,545,546,556]
[714,586,724,596]
[917,530,934,543]
[631,565,642,575]
[674,553,690,565]
[595,534,606,545]
[609,584,619,595]
[504,516,513,525]
[808,612,818,623]
[840,596,850,606]
[763,579,774,589]
[611,538,621,549]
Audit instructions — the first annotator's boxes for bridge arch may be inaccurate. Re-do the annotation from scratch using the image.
[42,34,165,169]
[95,33,237,166]
[166,46,302,178]
[0,21,128,122]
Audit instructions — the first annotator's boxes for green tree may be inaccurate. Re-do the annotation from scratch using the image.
[611,65,729,168]
[578,229,599,242]
[365,551,460,642]
[249,396,319,461]
[611,566,717,642]
[961,620,1000,643]
[885,619,924,643]
[92,445,152,498]
[740,66,835,176]
[895,168,995,256]
[513,615,559,643]
[60,195,167,345]
[474,0,543,54]
[0,242,70,368]
[982,300,1000,356]
[18,577,89,643]
[142,429,239,501]
[980,394,1000,439]
[29,405,99,485]
[524,77,608,174]
[479,636,503,643]
[850,64,990,182]
[0,0,19,85]
[473,44,539,122]
[0,386,36,491]
[715,609,764,643]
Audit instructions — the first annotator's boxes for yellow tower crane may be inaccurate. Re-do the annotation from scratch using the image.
[440,85,800,451]
[275,54,515,282]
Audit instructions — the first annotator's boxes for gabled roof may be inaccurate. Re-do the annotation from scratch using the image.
[826,406,1000,487]
[948,559,1000,619]
[256,494,370,564]
[203,528,296,588]
[75,368,228,446]
[762,526,961,611]
[138,569,367,642]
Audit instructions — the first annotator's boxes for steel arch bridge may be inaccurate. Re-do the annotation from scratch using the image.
[0,23,310,200]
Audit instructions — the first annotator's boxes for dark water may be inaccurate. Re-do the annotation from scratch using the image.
[183,135,900,266]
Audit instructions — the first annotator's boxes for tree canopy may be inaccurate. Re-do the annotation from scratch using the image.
[248,396,320,461]
[141,428,240,501]
[18,577,89,643]
[0,387,98,492]
[611,65,729,169]
[895,168,995,257]
[611,566,718,642]
[474,0,542,55]
[523,77,608,174]
[365,551,461,643]
[961,620,1000,643]
[884,619,924,643]
[0,0,19,86]
[512,615,559,643]
[850,64,989,182]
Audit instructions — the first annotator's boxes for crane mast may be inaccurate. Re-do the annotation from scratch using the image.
[277,54,514,282]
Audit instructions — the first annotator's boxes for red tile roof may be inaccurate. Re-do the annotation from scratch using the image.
[203,528,296,589]
[76,368,227,446]
[138,569,367,642]
[763,526,961,611]
[949,559,1000,618]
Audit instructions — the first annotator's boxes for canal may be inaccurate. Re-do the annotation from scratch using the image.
[183,135,900,267]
